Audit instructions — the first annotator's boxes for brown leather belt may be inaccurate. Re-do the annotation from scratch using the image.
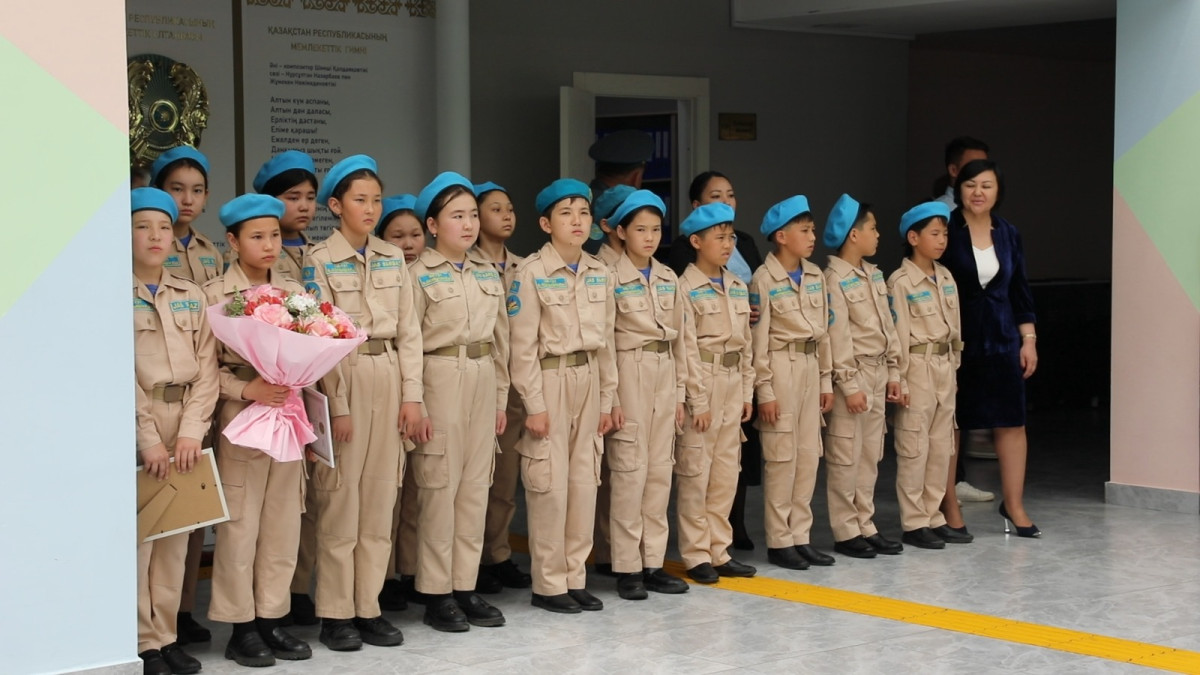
[427,342,492,359]
[778,339,817,355]
[909,342,958,355]
[700,350,741,367]
[641,340,670,353]
[540,350,591,370]
[152,384,188,403]
[358,338,390,356]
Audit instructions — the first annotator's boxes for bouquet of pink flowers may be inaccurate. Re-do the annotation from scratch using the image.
[206,285,366,461]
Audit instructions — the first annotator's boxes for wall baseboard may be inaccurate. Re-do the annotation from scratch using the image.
[1105,482,1200,514]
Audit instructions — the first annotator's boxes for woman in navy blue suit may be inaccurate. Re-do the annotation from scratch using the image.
[938,160,1041,537]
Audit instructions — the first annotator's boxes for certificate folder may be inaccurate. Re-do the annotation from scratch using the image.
[136,448,230,543]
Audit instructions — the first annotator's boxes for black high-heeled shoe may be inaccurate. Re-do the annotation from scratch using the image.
[999,501,1041,538]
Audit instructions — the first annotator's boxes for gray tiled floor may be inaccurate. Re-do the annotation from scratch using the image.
[184,409,1200,673]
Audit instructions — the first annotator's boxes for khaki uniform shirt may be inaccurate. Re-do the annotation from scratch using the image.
[409,248,511,412]
[303,229,424,417]
[201,263,306,401]
[507,243,617,416]
[133,272,220,451]
[749,253,833,403]
[887,258,963,385]
[678,263,754,415]
[596,242,621,267]
[610,254,690,407]
[225,234,309,284]
[165,228,223,284]
[824,255,902,396]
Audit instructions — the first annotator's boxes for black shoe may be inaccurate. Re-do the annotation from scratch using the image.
[732,536,756,551]
[999,501,1042,538]
[138,649,171,675]
[319,618,363,651]
[643,568,689,594]
[354,615,404,646]
[288,592,318,626]
[531,592,582,614]
[423,595,469,632]
[400,575,429,605]
[379,578,409,611]
[454,590,505,627]
[474,566,503,594]
[174,612,210,645]
[902,527,946,550]
[616,572,648,600]
[223,625,275,668]
[714,559,757,577]
[160,642,202,674]
[487,558,533,588]
[256,618,312,661]
[568,588,604,610]
[593,562,617,578]
[933,524,975,544]
[865,533,904,555]
[795,544,836,566]
[833,535,878,559]
[767,546,810,570]
[687,562,719,584]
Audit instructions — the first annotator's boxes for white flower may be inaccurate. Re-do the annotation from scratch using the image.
[284,292,318,316]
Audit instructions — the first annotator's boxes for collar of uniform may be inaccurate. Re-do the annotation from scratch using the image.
[825,254,866,280]
[762,251,795,283]
[325,229,398,262]
[175,228,216,252]
[132,275,155,302]
[682,261,737,293]
[597,242,621,266]
[417,247,477,271]
[159,270,196,292]
[537,241,596,275]
[900,257,941,286]
[220,259,279,294]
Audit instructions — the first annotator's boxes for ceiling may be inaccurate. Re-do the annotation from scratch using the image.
[730,0,1117,39]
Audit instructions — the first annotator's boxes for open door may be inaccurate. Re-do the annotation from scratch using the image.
[559,86,595,181]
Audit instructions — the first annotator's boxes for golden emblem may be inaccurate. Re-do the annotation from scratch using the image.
[128,54,210,171]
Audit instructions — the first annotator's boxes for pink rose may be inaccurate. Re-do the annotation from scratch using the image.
[241,285,278,304]
[334,317,358,339]
[252,303,295,330]
[302,317,338,338]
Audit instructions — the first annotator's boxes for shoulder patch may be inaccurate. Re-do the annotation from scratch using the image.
[506,294,521,317]
[748,292,761,306]
[302,266,316,281]
[305,281,321,299]
[508,279,521,295]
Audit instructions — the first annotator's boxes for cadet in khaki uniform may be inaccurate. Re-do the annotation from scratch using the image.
[604,191,691,599]
[131,188,219,675]
[472,181,534,592]
[508,179,617,614]
[750,196,835,571]
[253,150,318,282]
[302,155,424,651]
[152,146,224,285]
[821,194,906,560]
[675,202,757,584]
[203,194,313,667]
[888,201,966,550]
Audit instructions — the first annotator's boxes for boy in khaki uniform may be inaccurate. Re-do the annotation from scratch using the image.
[253,150,319,283]
[750,196,835,571]
[131,188,219,675]
[888,201,968,550]
[152,146,224,285]
[821,194,906,559]
[675,202,757,584]
[508,178,617,614]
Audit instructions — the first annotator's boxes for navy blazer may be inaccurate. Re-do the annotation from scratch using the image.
[941,210,1037,359]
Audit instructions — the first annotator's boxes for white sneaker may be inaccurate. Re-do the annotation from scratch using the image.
[956,481,995,502]
[964,429,998,459]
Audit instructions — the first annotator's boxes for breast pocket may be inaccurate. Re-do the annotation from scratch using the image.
[769,293,801,315]
[944,294,959,310]
[173,310,197,333]
[134,312,159,356]
[657,292,676,312]
[908,301,937,318]
[423,281,466,322]
[329,275,363,315]
[616,294,650,314]
[371,271,405,314]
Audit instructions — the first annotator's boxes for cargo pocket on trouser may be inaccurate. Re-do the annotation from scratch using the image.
[517,433,553,493]
[412,431,449,489]
[759,412,796,463]
[892,409,925,459]
[220,457,248,521]
[823,414,857,466]
[605,421,642,472]
[673,430,705,477]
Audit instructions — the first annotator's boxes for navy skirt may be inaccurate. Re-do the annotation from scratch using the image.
[955,351,1027,429]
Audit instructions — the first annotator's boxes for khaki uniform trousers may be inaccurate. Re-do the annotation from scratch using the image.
[675,361,743,569]
[390,467,418,576]
[137,398,190,652]
[760,350,822,549]
[518,360,602,596]
[824,358,887,541]
[290,477,318,595]
[592,465,612,567]
[608,349,677,573]
[482,388,524,565]
[311,351,403,619]
[208,400,305,623]
[412,354,496,593]
[895,352,955,531]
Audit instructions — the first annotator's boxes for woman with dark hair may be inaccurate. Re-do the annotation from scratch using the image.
[938,159,1041,538]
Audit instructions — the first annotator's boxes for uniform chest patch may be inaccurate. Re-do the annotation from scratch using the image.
[199,256,216,268]
[689,287,718,301]
[943,284,957,296]
[169,299,200,313]
[655,283,676,296]
[768,286,796,299]
[134,297,155,312]
[325,262,357,275]
[419,271,453,287]
[585,274,606,287]
[907,290,934,304]
[535,277,567,290]
[473,269,500,283]
[615,283,646,297]
[163,255,182,268]
[839,277,864,291]
[728,286,748,299]
[804,281,823,294]
[870,270,885,283]
[370,258,404,272]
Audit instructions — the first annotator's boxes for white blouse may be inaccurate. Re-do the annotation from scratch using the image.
[973,245,1000,287]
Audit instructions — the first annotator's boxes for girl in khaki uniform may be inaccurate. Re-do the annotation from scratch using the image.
[131,188,219,675]
[302,155,424,651]
[604,191,691,600]
[408,173,510,631]
[203,194,312,667]
[888,201,964,550]
[253,150,318,282]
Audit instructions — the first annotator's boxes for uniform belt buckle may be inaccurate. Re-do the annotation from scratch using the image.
[466,342,490,359]
[721,352,740,367]
[361,339,386,356]
[158,384,186,403]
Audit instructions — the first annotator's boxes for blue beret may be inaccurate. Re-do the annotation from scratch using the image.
[380,194,418,229]
[610,189,666,227]
[823,193,861,249]
[151,145,209,185]
[219,194,285,229]
[680,202,736,238]
[535,178,591,214]
[593,185,637,226]
[899,201,951,237]
[131,187,178,223]
[253,150,316,193]
[318,154,378,206]
[416,171,474,221]
[473,181,506,197]
[761,195,812,239]
[588,130,654,164]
